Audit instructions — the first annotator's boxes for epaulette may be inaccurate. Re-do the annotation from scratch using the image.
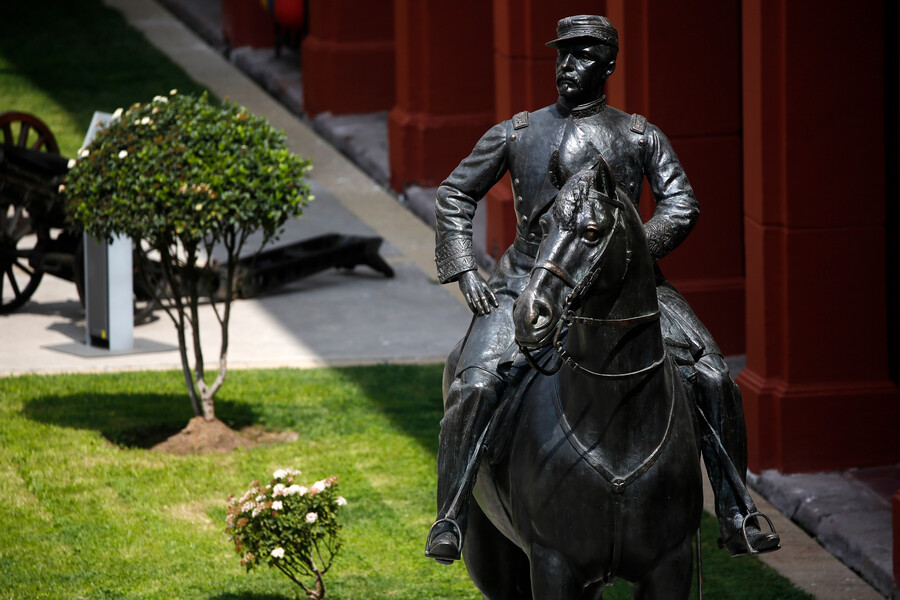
[513,111,530,129]
[630,113,647,134]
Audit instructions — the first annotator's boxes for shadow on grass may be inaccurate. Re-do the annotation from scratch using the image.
[336,364,446,457]
[22,392,260,448]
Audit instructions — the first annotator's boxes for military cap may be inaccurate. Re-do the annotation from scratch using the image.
[546,15,618,49]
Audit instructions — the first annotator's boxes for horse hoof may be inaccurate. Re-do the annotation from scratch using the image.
[425,531,461,565]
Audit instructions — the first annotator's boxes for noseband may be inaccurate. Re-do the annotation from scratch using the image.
[520,189,664,379]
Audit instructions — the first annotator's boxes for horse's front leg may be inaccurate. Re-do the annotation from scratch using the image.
[631,535,693,600]
[529,543,581,599]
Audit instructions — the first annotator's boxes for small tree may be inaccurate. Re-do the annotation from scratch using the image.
[65,91,313,421]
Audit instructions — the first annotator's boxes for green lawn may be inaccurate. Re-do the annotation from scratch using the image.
[0,367,813,599]
[0,0,207,157]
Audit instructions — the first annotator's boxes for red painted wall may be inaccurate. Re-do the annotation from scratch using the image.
[302,0,395,116]
[388,0,495,191]
[738,0,900,473]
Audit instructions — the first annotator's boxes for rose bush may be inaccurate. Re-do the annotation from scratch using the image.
[226,469,346,599]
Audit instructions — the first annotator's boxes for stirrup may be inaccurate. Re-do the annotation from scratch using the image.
[425,518,463,564]
[741,511,780,555]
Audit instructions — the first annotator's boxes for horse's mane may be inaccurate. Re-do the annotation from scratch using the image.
[552,168,597,231]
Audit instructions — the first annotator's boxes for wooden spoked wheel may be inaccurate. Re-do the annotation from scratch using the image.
[0,111,60,154]
[0,112,60,313]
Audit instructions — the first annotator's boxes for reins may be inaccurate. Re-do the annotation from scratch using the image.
[519,189,665,379]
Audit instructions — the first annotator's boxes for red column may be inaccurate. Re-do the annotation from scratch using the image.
[301,0,395,116]
[485,0,601,260]
[605,0,746,355]
[388,0,495,191]
[222,0,276,48]
[738,0,900,473]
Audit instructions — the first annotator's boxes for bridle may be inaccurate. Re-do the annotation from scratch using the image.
[519,188,664,379]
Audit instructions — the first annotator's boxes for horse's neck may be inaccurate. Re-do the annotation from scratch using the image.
[557,252,670,468]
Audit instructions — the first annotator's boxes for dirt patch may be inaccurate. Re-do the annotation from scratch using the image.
[150,417,299,455]
[151,416,253,454]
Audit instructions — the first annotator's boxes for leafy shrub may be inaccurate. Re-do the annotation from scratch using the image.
[64,91,313,420]
[226,469,346,599]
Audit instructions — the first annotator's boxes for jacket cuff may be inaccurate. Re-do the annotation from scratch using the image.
[644,219,677,261]
[435,237,477,283]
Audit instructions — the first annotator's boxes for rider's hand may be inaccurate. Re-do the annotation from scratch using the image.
[458,270,498,316]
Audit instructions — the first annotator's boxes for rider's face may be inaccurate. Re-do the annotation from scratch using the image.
[555,42,616,106]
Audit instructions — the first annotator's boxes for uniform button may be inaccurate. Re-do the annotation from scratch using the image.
[528,233,536,241]
[638,139,645,146]
[514,179,520,185]
[521,215,528,224]
[517,196,523,203]
[510,133,518,141]
[629,182,635,189]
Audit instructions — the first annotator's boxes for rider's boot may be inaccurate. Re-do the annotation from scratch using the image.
[426,367,502,565]
[694,354,781,557]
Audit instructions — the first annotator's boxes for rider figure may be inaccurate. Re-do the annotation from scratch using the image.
[426,14,780,564]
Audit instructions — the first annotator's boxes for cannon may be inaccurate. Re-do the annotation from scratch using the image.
[0,111,393,319]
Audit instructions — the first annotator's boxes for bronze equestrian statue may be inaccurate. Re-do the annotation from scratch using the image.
[426,12,779,577]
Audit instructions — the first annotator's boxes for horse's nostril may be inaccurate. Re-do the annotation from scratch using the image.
[531,302,552,329]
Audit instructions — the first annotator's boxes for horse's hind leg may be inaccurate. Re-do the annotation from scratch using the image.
[631,537,694,600]
[463,501,532,599]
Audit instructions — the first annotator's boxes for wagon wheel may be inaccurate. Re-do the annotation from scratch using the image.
[0,112,60,314]
[0,112,60,154]
[0,203,50,313]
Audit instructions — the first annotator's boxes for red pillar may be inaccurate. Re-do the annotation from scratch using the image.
[605,0,746,355]
[738,0,900,473]
[301,0,395,116]
[221,0,276,48]
[485,0,601,260]
[388,0,495,191]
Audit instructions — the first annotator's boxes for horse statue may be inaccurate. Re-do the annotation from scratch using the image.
[446,157,703,599]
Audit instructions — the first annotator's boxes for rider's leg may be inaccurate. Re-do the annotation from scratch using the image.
[694,353,779,555]
[428,366,503,563]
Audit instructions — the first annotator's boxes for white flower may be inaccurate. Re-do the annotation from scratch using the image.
[240,501,255,513]
[112,107,123,119]
[255,494,265,502]
[78,148,89,158]
[305,512,318,523]
[285,484,305,496]
[170,88,178,95]
[272,483,285,497]
[252,506,263,517]
[153,95,169,103]
[239,490,253,503]
[139,116,151,125]
[336,496,347,506]
[57,184,65,194]
[66,158,76,169]
[312,480,327,493]
[117,150,128,159]
[225,513,234,526]
[273,469,288,480]
[270,547,285,558]
[271,500,283,511]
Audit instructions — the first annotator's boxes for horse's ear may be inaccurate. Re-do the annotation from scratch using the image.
[593,156,616,198]
[548,150,573,190]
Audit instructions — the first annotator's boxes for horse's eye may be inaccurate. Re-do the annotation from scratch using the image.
[583,226,601,244]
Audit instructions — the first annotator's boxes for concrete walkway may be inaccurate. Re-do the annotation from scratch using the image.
[0,1,893,598]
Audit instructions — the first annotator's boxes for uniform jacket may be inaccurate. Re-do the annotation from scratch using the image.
[434,98,699,284]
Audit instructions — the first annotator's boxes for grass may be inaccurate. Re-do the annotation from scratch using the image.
[0,0,207,157]
[0,367,814,600]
